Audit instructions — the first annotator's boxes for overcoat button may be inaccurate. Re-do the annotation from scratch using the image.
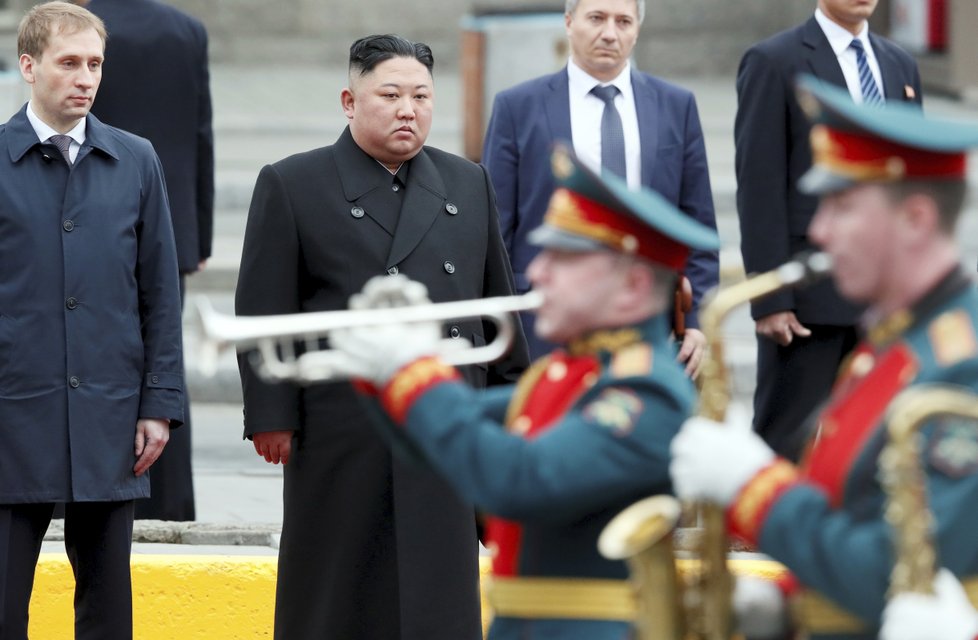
[69,376,80,388]
[445,202,458,215]
[449,325,461,339]
[351,206,365,218]
[151,375,160,384]
[387,266,399,275]
[392,184,400,192]
[66,297,78,310]
[444,261,455,274]
[62,220,74,231]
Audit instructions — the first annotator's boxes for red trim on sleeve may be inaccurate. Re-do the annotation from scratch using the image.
[726,459,800,547]
[380,357,461,424]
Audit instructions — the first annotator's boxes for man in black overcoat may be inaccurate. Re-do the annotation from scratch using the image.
[235,34,529,640]
[735,0,921,461]
[83,0,214,520]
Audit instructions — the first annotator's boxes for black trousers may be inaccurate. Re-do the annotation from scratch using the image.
[753,324,859,462]
[0,501,135,640]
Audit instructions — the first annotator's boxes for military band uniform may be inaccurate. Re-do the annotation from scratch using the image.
[727,269,978,639]
[370,316,692,640]
[235,126,528,640]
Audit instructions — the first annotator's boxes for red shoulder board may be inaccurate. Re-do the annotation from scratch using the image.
[803,343,918,506]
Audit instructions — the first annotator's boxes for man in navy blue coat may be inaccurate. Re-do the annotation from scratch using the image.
[735,0,922,461]
[482,0,718,370]
[84,0,214,521]
[0,3,183,638]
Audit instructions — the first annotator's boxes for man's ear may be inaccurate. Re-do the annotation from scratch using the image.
[340,87,355,120]
[19,54,35,84]
[899,192,941,238]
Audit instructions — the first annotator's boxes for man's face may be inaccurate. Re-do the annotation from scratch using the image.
[527,249,627,342]
[565,0,640,82]
[808,183,900,305]
[19,26,103,133]
[818,0,879,31]
[342,56,433,170]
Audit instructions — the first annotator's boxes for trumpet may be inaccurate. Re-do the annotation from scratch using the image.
[191,289,542,384]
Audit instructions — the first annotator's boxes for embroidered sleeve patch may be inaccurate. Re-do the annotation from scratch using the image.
[582,388,643,436]
[928,417,978,477]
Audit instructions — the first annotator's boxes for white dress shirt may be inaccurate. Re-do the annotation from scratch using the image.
[567,58,642,190]
[26,101,86,163]
[815,8,885,104]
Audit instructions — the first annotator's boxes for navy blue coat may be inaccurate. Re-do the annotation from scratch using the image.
[0,107,184,503]
[735,16,922,323]
[482,68,719,333]
[88,0,214,274]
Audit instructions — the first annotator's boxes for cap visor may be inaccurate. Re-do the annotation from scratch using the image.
[528,225,606,252]
[798,165,858,195]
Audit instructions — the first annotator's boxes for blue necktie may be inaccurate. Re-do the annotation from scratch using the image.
[48,134,72,164]
[849,39,883,105]
[590,84,626,179]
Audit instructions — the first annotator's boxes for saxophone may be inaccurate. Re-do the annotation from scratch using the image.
[599,252,832,640]
[879,383,978,596]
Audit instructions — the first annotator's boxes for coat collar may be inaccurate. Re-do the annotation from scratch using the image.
[5,105,121,164]
[332,127,448,269]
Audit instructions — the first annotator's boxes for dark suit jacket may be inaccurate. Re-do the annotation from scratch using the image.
[235,128,528,640]
[482,67,719,329]
[735,16,922,323]
[88,0,214,274]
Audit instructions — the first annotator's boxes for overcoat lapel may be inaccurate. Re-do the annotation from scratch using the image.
[333,127,398,235]
[386,147,446,269]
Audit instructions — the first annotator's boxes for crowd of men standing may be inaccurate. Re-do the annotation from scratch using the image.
[2,0,978,639]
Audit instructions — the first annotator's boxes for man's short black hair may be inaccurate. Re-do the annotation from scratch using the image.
[349,34,434,77]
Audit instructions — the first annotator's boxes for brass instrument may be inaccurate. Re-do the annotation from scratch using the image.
[598,252,832,640]
[191,285,542,384]
[880,383,978,596]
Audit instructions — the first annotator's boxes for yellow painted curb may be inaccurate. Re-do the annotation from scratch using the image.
[31,552,787,638]
[31,553,277,639]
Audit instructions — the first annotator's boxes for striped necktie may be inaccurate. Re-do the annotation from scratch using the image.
[849,38,883,105]
[48,134,73,164]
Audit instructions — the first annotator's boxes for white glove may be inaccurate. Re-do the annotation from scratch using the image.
[733,575,788,640]
[880,569,978,640]
[669,405,775,506]
[329,275,464,385]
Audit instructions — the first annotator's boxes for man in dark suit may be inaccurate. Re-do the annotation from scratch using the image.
[235,34,528,640]
[0,3,183,638]
[482,0,719,373]
[83,0,214,521]
[735,0,922,461]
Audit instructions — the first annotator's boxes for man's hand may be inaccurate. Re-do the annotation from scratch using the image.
[676,327,707,379]
[881,569,978,640]
[755,311,811,347]
[670,406,775,506]
[330,275,458,386]
[734,576,788,640]
[134,418,170,476]
[253,430,294,465]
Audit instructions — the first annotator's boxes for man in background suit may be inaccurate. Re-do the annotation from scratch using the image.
[735,0,921,461]
[236,34,528,640]
[82,0,214,520]
[482,0,719,372]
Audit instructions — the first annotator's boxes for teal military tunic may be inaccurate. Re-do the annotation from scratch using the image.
[374,312,694,640]
[731,269,978,639]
